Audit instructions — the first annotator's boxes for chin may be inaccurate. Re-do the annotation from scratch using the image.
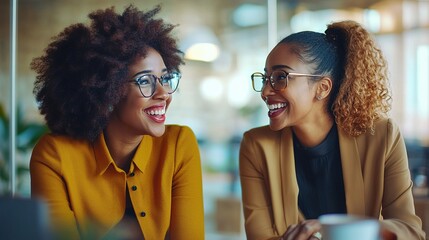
[150,127,166,137]
[269,121,287,131]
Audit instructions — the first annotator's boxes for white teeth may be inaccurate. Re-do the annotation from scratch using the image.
[267,103,287,110]
[146,107,166,115]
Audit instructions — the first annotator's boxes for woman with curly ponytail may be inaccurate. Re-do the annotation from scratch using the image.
[240,20,424,240]
[30,5,204,239]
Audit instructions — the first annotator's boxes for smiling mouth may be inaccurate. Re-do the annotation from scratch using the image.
[144,106,166,116]
[266,102,288,118]
[144,106,166,123]
[267,102,287,111]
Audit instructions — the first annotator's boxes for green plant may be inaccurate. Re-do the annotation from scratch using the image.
[0,103,49,195]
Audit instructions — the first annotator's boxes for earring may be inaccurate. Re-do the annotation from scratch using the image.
[316,95,323,101]
[108,105,114,112]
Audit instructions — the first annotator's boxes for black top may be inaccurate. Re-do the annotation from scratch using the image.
[293,125,347,219]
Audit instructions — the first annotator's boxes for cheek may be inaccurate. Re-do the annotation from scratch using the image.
[127,86,146,105]
[285,87,314,106]
[133,99,150,114]
[166,96,172,106]
[117,102,138,119]
[120,94,147,115]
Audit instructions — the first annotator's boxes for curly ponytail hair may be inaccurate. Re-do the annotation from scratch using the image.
[31,5,184,141]
[327,21,391,136]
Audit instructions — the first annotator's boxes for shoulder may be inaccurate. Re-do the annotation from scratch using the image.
[242,125,289,141]
[163,124,197,138]
[240,126,293,155]
[157,125,198,145]
[34,133,89,151]
[160,125,200,163]
[31,133,91,172]
[32,133,92,164]
[355,118,401,141]
[378,118,401,139]
[244,125,277,137]
[349,118,404,156]
[373,117,398,131]
[165,124,195,135]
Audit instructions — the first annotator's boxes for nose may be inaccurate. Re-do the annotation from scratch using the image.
[152,80,170,100]
[261,81,275,99]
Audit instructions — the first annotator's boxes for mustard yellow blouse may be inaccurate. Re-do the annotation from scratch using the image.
[30,125,205,239]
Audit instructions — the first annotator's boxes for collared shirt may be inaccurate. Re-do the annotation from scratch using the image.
[30,125,205,239]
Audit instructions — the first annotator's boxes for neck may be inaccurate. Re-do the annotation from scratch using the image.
[103,121,142,172]
[292,114,334,147]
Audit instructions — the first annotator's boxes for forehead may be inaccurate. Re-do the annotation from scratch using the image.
[265,43,311,73]
[129,48,167,75]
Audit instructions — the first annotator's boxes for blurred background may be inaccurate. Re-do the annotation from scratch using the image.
[1,0,428,239]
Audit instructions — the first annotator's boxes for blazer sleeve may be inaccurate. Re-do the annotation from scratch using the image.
[239,130,280,240]
[379,120,425,239]
[30,135,81,239]
[169,126,205,239]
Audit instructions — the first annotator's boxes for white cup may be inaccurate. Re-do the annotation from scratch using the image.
[319,214,380,240]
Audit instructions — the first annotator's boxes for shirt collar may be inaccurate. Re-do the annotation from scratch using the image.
[94,132,115,175]
[93,132,153,175]
[132,135,152,174]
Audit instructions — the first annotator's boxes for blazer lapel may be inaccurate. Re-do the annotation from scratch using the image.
[264,127,299,235]
[279,128,299,227]
[338,129,366,215]
[263,128,287,234]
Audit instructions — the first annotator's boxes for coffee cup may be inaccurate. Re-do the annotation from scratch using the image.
[319,214,380,240]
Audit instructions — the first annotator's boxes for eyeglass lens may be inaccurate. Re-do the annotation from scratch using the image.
[135,72,181,97]
[252,70,288,92]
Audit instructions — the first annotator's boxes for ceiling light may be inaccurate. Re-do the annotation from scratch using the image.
[185,43,220,62]
[180,26,220,62]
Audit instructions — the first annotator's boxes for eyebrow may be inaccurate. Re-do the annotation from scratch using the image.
[131,68,168,78]
[264,65,295,72]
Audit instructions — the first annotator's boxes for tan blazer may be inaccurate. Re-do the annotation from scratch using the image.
[239,118,425,240]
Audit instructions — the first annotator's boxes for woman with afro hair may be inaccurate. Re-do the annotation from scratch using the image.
[240,20,425,240]
[30,5,204,239]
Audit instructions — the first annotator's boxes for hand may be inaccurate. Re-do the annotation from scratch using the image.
[281,219,322,240]
[381,228,397,240]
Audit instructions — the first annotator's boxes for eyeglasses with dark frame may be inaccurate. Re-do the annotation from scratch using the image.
[129,71,181,98]
[251,70,323,92]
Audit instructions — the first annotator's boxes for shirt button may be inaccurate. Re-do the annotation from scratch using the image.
[129,172,135,177]
[140,212,146,217]
[131,186,137,191]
